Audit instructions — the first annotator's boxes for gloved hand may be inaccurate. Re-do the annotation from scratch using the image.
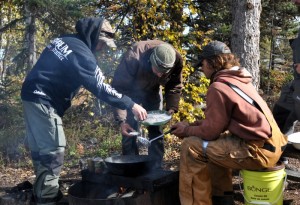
[171,121,190,139]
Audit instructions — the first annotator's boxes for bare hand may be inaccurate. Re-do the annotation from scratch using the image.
[171,121,189,139]
[132,103,147,121]
[167,109,175,115]
[120,122,135,137]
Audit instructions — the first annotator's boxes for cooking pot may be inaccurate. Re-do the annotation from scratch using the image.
[104,155,155,177]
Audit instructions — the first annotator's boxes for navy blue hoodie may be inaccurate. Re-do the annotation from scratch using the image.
[21,18,134,116]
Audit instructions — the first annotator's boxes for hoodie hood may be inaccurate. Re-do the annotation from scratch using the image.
[75,17,104,52]
[213,67,253,85]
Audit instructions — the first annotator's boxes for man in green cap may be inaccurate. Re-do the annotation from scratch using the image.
[112,39,183,168]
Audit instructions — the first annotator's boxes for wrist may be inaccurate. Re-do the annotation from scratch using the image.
[183,125,189,137]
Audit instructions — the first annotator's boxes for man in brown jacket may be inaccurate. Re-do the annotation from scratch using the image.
[171,41,287,205]
[112,39,183,168]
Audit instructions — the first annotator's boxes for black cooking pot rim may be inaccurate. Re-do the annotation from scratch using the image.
[104,155,153,163]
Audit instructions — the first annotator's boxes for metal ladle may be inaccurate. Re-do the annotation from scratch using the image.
[137,128,174,147]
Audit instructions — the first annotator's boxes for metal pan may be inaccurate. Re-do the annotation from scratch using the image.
[104,155,155,176]
[140,110,172,126]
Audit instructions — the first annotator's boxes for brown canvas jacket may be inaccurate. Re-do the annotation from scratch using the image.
[186,67,274,141]
[112,40,183,122]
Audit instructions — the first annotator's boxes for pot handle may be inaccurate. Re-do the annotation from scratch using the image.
[149,128,176,143]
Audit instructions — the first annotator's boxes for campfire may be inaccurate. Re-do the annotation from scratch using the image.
[107,187,138,199]
[68,163,180,205]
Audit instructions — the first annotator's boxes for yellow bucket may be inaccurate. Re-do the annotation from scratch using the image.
[240,162,286,205]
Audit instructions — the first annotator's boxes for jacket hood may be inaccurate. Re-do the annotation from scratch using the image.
[213,67,253,84]
[75,17,104,52]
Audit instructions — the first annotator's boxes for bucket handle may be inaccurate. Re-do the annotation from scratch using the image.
[239,171,287,205]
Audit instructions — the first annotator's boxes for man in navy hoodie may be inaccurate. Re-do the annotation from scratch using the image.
[21,17,147,205]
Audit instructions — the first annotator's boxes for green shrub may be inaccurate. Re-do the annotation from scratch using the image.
[260,68,293,94]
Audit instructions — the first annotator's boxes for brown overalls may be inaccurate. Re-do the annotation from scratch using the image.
[179,97,288,205]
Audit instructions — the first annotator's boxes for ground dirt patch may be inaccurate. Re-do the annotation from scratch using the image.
[0,137,300,204]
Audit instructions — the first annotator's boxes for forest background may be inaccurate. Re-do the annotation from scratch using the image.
[0,0,300,168]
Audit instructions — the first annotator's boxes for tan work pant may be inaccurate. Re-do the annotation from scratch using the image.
[179,135,279,205]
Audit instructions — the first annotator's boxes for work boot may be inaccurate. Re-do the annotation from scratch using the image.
[212,195,235,205]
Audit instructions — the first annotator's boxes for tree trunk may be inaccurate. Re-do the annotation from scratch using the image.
[231,0,261,89]
[24,0,36,72]
[0,4,3,83]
